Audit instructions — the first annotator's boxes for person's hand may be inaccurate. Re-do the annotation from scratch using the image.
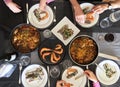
[39,0,47,11]
[4,0,22,13]
[84,70,98,83]
[74,5,85,24]
[92,4,108,14]
[56,80,70,87]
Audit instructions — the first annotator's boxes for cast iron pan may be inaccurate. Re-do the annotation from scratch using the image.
[38,38,65,65]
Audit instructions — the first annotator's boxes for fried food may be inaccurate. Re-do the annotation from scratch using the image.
[11,24,40,53]
[39,44,63,63]
[34,9,48,22]
[70,36,97,65]
[85,11,94,24]
[66,68,78,79]
[57,25,74,40]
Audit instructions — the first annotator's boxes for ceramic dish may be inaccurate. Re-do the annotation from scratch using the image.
[51,16,80,45]
[22,64,48,87]
[77,3,99,28]
[28,4,54,29]
[96,60,120,85]
[62,66,86,87]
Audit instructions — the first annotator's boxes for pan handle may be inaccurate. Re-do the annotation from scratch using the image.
[98,53,120,61]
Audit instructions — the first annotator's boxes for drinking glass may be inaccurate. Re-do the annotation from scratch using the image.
[49,65,60,78]
[100,17,113,29]
[43,29,52,38]
[62,59,73,70]
[20,55,31,66]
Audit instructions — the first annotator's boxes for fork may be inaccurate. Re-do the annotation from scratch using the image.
[53,6,56,22]
[19,63,22,84]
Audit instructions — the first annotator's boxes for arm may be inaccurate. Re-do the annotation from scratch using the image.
[69,0,85,23]
[39,0,47,11]
[84,70,100,87]
[3,0,21,13]
[92,0,120,14]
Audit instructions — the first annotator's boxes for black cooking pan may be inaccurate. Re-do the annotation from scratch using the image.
[69,35,98,66]
[10,23,40,53]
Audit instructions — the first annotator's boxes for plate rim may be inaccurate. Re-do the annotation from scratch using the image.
[21,64,48,87]
[96,60,120,85]
[28,4,54,29]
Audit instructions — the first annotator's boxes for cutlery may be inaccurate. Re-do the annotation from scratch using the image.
[75,73,84,80]
[26,3,29,24]
[47,66,50,87]
[86,65,90,87]
[95,63,105,73]
[53,6,56,22]
[19,63,22,84]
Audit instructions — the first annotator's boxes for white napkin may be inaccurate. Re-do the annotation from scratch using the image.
[0,64,14,78]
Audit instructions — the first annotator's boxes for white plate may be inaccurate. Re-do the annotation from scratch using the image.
[22,64,48,87]
[96,60,120,85]
[51,16,80,45]
[28,4,54,29]
[78,3,99,28]
[62,66,86,87]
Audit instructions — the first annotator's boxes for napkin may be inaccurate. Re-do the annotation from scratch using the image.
[0,63,15,78]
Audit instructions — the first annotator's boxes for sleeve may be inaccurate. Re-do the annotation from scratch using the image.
[93,82,101,87]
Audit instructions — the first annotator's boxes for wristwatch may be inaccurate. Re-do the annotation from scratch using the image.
[108,2,112,9]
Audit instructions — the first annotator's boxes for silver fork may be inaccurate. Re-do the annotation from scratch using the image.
[53,6,56,22]
[19,63,22,84]
[86,65,90,87]
[47,66,50,87]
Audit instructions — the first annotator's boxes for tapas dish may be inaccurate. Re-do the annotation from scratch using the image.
[78,3,99,28]
[96,60,120,85]
[11,24,40,53]
[51,16,80,45]
[62,66,86,87]
[69,35,98,66]
[22,64,48,87]
[38,38,65,65]
[28,4,54,29]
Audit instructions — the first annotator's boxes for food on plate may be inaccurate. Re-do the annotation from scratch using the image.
[64,83,74,87]
[103,63,116,78]
[57,25,74,40]
[39,44,63,63]
[83,7,91,14]
[85,11,94,24]
[66,68,78,79]
[34,9,48,22]
[70,36,97,65]
[11,24,40,53]
[25,67,44,82]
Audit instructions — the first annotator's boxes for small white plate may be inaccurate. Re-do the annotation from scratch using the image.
[96,60,120,85]
[28,4,54,29]
[62,66,86,87]
[78,3,99,28]
[51,16,80,45]
[22,64,48,87]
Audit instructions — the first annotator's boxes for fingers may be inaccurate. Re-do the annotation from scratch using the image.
[75,15,85,24]
[4,1,22,13]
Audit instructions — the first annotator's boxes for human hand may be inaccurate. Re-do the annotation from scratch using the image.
[73,5,85,24]
[92,4,108,14]
[56,80,70,87]
[39,0,47,11]
[84,70,98,83]
[4,0,22,13]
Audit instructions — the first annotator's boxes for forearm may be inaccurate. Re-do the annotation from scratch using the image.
[39,0,47,6]
[102,0,120,8]
[70,0,80,8]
